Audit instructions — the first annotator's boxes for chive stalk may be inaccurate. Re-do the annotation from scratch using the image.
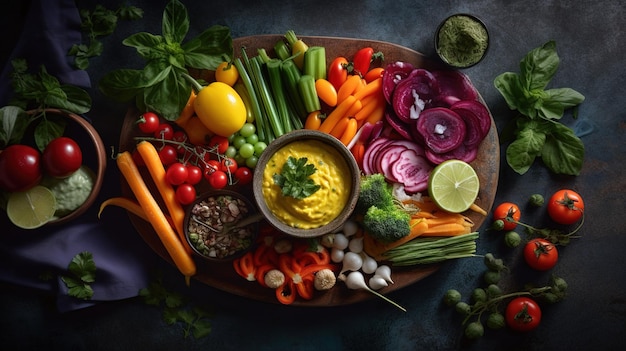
[383,232,480,266]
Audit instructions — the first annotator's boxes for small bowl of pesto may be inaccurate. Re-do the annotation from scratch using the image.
[435,14,489,68]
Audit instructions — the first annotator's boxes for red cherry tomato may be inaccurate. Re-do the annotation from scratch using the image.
[505,297,542,332]
[208,135,230,154]
[158,145,178,166]
[208,170,228,189]
[166,162,189,185]
[42,137,82,178]
[328,56,349,91]
[175,183,197,205]
[234,166,253,185]
[523,238,558,271]
[493,202,521,230]
[0,144,42,192]
[172,130,188,155]
[154,123,174,140]
[220,157,238,173]
[547,189,584,225]
[185,165,202,185]
[137,112,160,134]
[203,159,221,180]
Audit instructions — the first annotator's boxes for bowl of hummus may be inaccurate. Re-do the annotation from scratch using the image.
[253,129,360,238]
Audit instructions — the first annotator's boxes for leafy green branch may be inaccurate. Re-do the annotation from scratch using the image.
[60,251,96,300]
[494,41,585,176]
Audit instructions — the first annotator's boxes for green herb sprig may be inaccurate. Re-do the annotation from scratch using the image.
[273,156,321,199]
[99,0,233,120]
[139,277,213,339]
[69,3,144,69]
[60,251,96,300]
[494,40,585,176]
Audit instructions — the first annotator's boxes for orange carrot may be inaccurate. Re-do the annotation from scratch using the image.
[330,117,350,139]
[339,118,358,146]
[364,67,384,83]
[336,75,362,104]
[354,91,385,121]
[353,77,382,101]
[98,196,176,228]
[363,98,386,125]
[136,141,192,255]
[319,95,357,133]
[470,203,488,216]
[351,142,366,169]
[422,223,471,236]
[116,151,196,284]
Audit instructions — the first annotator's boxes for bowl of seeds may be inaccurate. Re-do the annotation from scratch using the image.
[184,190,260,262]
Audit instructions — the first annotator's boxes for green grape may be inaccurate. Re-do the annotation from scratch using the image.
[246,133,259,145]
[245,155,258,168]
[239,123,256,138]
[239,143,255,158]
[232,135,247,149]
[225,146,238,158]
[254,141,267,156]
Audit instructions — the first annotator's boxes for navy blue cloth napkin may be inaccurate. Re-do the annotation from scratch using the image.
[0,0,154,312]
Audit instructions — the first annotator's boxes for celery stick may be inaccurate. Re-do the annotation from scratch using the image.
[297,75,321,113]
[303,46,326,80]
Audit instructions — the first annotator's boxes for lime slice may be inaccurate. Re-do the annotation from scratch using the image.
[428,159,479,213]
[6,185,57,229]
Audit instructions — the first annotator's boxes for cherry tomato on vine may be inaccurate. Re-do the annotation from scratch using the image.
[203,159,221,180]
[208,170,228,189]
[137,112,160,134]
[154,123,174,140]
[42,137,83,178]
[214,61,239,87]
[547,189,584,225]
[505,297,542,332]
[208,135,230,154]
[523,238,558,271]
[158,145,178,165]
[327,56,349,91]
[493,202,521,230]
[172,130,188,155]
[234,166,253,185]
[166,162,188,186]
[175,183,197,205]
[186,165,202,185]
[220,157,238,173]
[0,144,42,192]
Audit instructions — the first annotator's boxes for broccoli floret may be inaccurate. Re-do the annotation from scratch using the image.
[362,206,411,243]
[356,174,395,215]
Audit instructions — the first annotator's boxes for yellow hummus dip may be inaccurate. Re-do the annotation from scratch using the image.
[262,139,352,229]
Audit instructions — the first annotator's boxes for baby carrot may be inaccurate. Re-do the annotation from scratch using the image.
[364,67,384,83]
[336,75,362,104]
[330,117,350,139]
[136,141,192,254]
[339,118,358,146]
[116,151,196,284]
[319,95,357,133]
[353,77,382,101]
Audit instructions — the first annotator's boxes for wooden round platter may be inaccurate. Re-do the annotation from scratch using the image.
[118,35,500,306]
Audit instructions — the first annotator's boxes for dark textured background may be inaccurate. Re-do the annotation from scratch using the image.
[1,0,625,350]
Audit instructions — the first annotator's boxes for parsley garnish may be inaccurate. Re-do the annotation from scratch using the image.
[273,156,321,199]
[139,277,213,339]
[61,251,96,300]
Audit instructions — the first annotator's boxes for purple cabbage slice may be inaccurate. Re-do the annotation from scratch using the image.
[415,107,466,154]
[382,61,415,104]
[392,69,440,123]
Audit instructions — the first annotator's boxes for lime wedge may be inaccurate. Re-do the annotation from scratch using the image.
[6,185,57,229]
[428,159,479,213]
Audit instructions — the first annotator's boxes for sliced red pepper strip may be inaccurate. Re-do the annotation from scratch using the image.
[276,280,296,305]
[238,251,256,281]
[232,257,246,280]
[295,276,315,300]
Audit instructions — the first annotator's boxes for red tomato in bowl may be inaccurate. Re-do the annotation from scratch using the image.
[505,297,542,332]
[523,238,558,271]
[0,144,42,191]
[547,189,584,225]
[42,137,82,178]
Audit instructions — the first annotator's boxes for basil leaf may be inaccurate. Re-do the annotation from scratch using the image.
[506,122,547,175]
[123,32,166,59]
[541,123,584,176]
[35,118,65,151]
[99,69,146,101]
[142,62,173,86]
[162,0,189,45]
[538,87,586,120]
[182,25,233,70]
[45,85,92,114]
[0,106,30,147]
[143,68,191,120]
[520,40,559,91]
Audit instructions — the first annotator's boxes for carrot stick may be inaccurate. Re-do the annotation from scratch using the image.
[136,141,192,255]
[470,203,488,216]
[116,151,196,284]
[353,77,382,101]
[98,196,176,228]
[319,95,357,133]
[354,92,385,121]
[423,223,471,236]
[363,98,385,125]
[339,118,358,146]
[336,75,362,104]
[329,117,350,138]
[363,218,429,260]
